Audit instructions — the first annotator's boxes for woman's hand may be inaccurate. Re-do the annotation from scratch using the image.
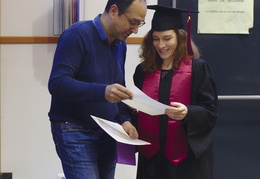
[165,102,188,121]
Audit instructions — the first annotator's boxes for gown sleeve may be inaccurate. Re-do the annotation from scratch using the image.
[133,64,146,89]
[186,58,218,158]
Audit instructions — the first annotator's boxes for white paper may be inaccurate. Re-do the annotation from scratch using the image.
[198,0,254,34]
[123,85,171,116]
[91,115,150,145]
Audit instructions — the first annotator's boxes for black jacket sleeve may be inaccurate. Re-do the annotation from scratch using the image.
[186,58,218,158]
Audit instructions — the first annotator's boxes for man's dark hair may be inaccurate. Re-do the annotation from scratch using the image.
[105,0,137,15]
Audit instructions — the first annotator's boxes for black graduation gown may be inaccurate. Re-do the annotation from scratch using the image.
[133,59,218,179]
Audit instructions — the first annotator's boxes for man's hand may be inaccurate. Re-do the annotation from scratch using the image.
[121,121,138,139]
[105,84,133,103]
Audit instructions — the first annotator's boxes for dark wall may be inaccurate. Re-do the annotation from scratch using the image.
[214,100,260,179]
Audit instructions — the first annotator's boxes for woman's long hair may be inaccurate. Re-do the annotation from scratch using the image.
[139,29,200,73]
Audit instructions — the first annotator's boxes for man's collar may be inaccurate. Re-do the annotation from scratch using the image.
[93,14,121,45]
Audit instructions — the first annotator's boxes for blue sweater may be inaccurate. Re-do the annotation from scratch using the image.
[48,15,130,129]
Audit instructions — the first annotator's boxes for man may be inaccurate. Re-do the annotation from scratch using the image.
[48,0,147,178]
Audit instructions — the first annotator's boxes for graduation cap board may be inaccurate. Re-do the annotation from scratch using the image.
[147,5,199,56]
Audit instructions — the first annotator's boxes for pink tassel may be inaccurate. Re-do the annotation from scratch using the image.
[187,12,193,56]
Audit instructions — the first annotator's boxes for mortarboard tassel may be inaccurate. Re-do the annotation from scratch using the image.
[187,12,194,56]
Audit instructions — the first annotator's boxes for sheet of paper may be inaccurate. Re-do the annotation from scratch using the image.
[198,0,254,34]
[123,85,171,116]
[91,115,150,145]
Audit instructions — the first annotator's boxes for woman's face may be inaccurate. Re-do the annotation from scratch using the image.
[152,30,178,62]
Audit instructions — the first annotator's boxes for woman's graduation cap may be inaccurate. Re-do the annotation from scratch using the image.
[147,5,199,56]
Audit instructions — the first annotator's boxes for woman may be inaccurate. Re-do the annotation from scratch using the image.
[133,5,218,179]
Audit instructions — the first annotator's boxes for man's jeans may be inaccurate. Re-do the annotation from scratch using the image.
[51,121,116,179]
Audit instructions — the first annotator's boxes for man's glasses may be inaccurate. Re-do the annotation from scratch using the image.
[123,14,145,28]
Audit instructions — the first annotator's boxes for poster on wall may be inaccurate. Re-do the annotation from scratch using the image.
[198,0,254,34]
